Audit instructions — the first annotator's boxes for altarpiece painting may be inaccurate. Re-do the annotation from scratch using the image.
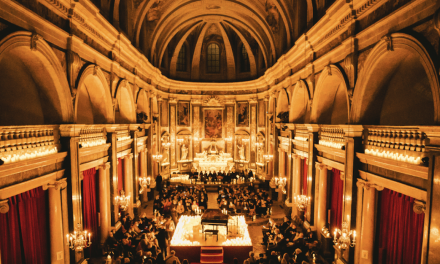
[204,109,222,139]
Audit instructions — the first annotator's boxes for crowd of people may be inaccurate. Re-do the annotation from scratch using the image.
[259,216,320,264]
[101,174,321,264]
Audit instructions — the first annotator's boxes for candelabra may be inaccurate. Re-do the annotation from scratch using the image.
[139,176,151,194]
[225,136,232,143]
[255,142,263,148]
[114,190,131,211]
[66,223,92,250]
[176,138,184,145]
[162,142,171,148]
[294,195,311,211]
[242,138,250,143]
[263,154,273,162]
[195,206,202,215]
[321,227,331,238]
[274,176,287,188]
[222,208,228,215]
[333,222,356,249]
[152,154,163,162]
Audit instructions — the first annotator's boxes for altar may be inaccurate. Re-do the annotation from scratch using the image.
[193,141,234,172]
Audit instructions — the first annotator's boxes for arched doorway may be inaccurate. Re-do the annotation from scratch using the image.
[76,65,114,124]
[289,80,311,123]
[0,32,73,125]
[351,33,439,125]
[310,65,350,124]
[115,80,136,124]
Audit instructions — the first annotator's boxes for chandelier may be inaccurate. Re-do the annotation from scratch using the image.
[263,154,273,162]
[294,195,311,211]
[333,222,356,249]
[139,176,151,194]
[152,154,163,162]
[114,190,131,211]
[274,176,286,187]
[66,223,92,250]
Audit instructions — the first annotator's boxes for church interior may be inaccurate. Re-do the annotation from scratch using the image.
[0,0,439,263]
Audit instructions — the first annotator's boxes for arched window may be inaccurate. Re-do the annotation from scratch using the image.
[177,45,187,72]
[240,45,250,73]
[207,43,220,73]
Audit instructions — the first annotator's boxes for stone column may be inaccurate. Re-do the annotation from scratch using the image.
[291,154,303,218]
[316,163,328,239]
[140,149,150,203]
[47,179,67,264]
[359,183,383,264]
[355,179,366,264]
[97,163,111,244]
[61,183,70,264]
[124,153,134,217]
[277,149,284,202]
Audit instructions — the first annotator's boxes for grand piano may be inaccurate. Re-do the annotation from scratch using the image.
[201,209,229,234]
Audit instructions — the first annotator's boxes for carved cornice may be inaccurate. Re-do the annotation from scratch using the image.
[203,95,224,106]
[42,178,67,190]
[96,163,111,171]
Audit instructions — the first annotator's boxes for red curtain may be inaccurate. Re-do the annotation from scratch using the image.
[118,157,124,192]
[377,189,424,264]
[329,168,343,233]
[82,168,100,257]
[0,187,49,264]
[303,158,308,195]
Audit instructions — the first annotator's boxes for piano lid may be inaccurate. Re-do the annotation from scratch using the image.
[201,209,228,221]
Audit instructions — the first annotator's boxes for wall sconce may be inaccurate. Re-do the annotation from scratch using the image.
[66,223,92,251]
[294,195,311,211]
[225,136,232,143]
[114,190,131,211]
[152,154,163,162]
[139,176,151,194]
[333,222,356,249]
[263,154,274,162]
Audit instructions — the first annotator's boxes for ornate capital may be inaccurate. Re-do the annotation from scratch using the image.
[0,199,9,214]
[315,163,328,171]
[356,178,367,188]
[363,183,384,191]
[413,200,426,214]
[96,163,111,171]
[43,179,67,190]
[325,65,332,76]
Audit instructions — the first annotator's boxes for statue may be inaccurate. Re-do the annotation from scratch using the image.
[259,148,264,163]
[238,144,245,161]
[181,144,188,160]
[162,148,169,163]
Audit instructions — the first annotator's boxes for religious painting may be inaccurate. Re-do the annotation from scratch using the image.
[258,100,265,127]
[177,101,190,126]
[236,102,249,127]
[204,109,223,139]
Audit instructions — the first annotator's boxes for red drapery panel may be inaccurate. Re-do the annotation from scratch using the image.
[377,188,424,264]
[303,158,308,195]
[117,157,124,192]
[0,187,49,264]
[82,168,100,257]
[329,168,343,233]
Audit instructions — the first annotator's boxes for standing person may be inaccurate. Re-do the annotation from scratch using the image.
[176,201,185,219]
[156,174,163,192]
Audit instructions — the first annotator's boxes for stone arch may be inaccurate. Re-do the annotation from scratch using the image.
[76,65,114,124]
[228,22,257,77]
[115,80,136,124]
[0,31,73,125]
[289,80,311,123]
[169,22,202,77]
[310,65,350,124]
[136,89,150,123]
[276,89,290,123]
[351,33,440,125]
[114,0,134,37]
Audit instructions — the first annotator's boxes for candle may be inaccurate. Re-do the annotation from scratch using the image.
[334,229,337,238]
[66,234,69,244]
[88,232,91,242]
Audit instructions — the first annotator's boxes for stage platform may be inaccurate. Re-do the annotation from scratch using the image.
[170,212,253,263]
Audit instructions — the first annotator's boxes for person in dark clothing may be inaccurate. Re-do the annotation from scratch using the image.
[156,174,163,192]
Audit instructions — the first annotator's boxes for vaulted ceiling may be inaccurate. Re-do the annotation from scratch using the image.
[109,0,321,82]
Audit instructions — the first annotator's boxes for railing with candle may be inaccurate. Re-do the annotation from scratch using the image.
[79,127,107,148]
[364,127,426,165]
[0,126,59,165]
[319,127,345,149]
[67,223,92,250]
